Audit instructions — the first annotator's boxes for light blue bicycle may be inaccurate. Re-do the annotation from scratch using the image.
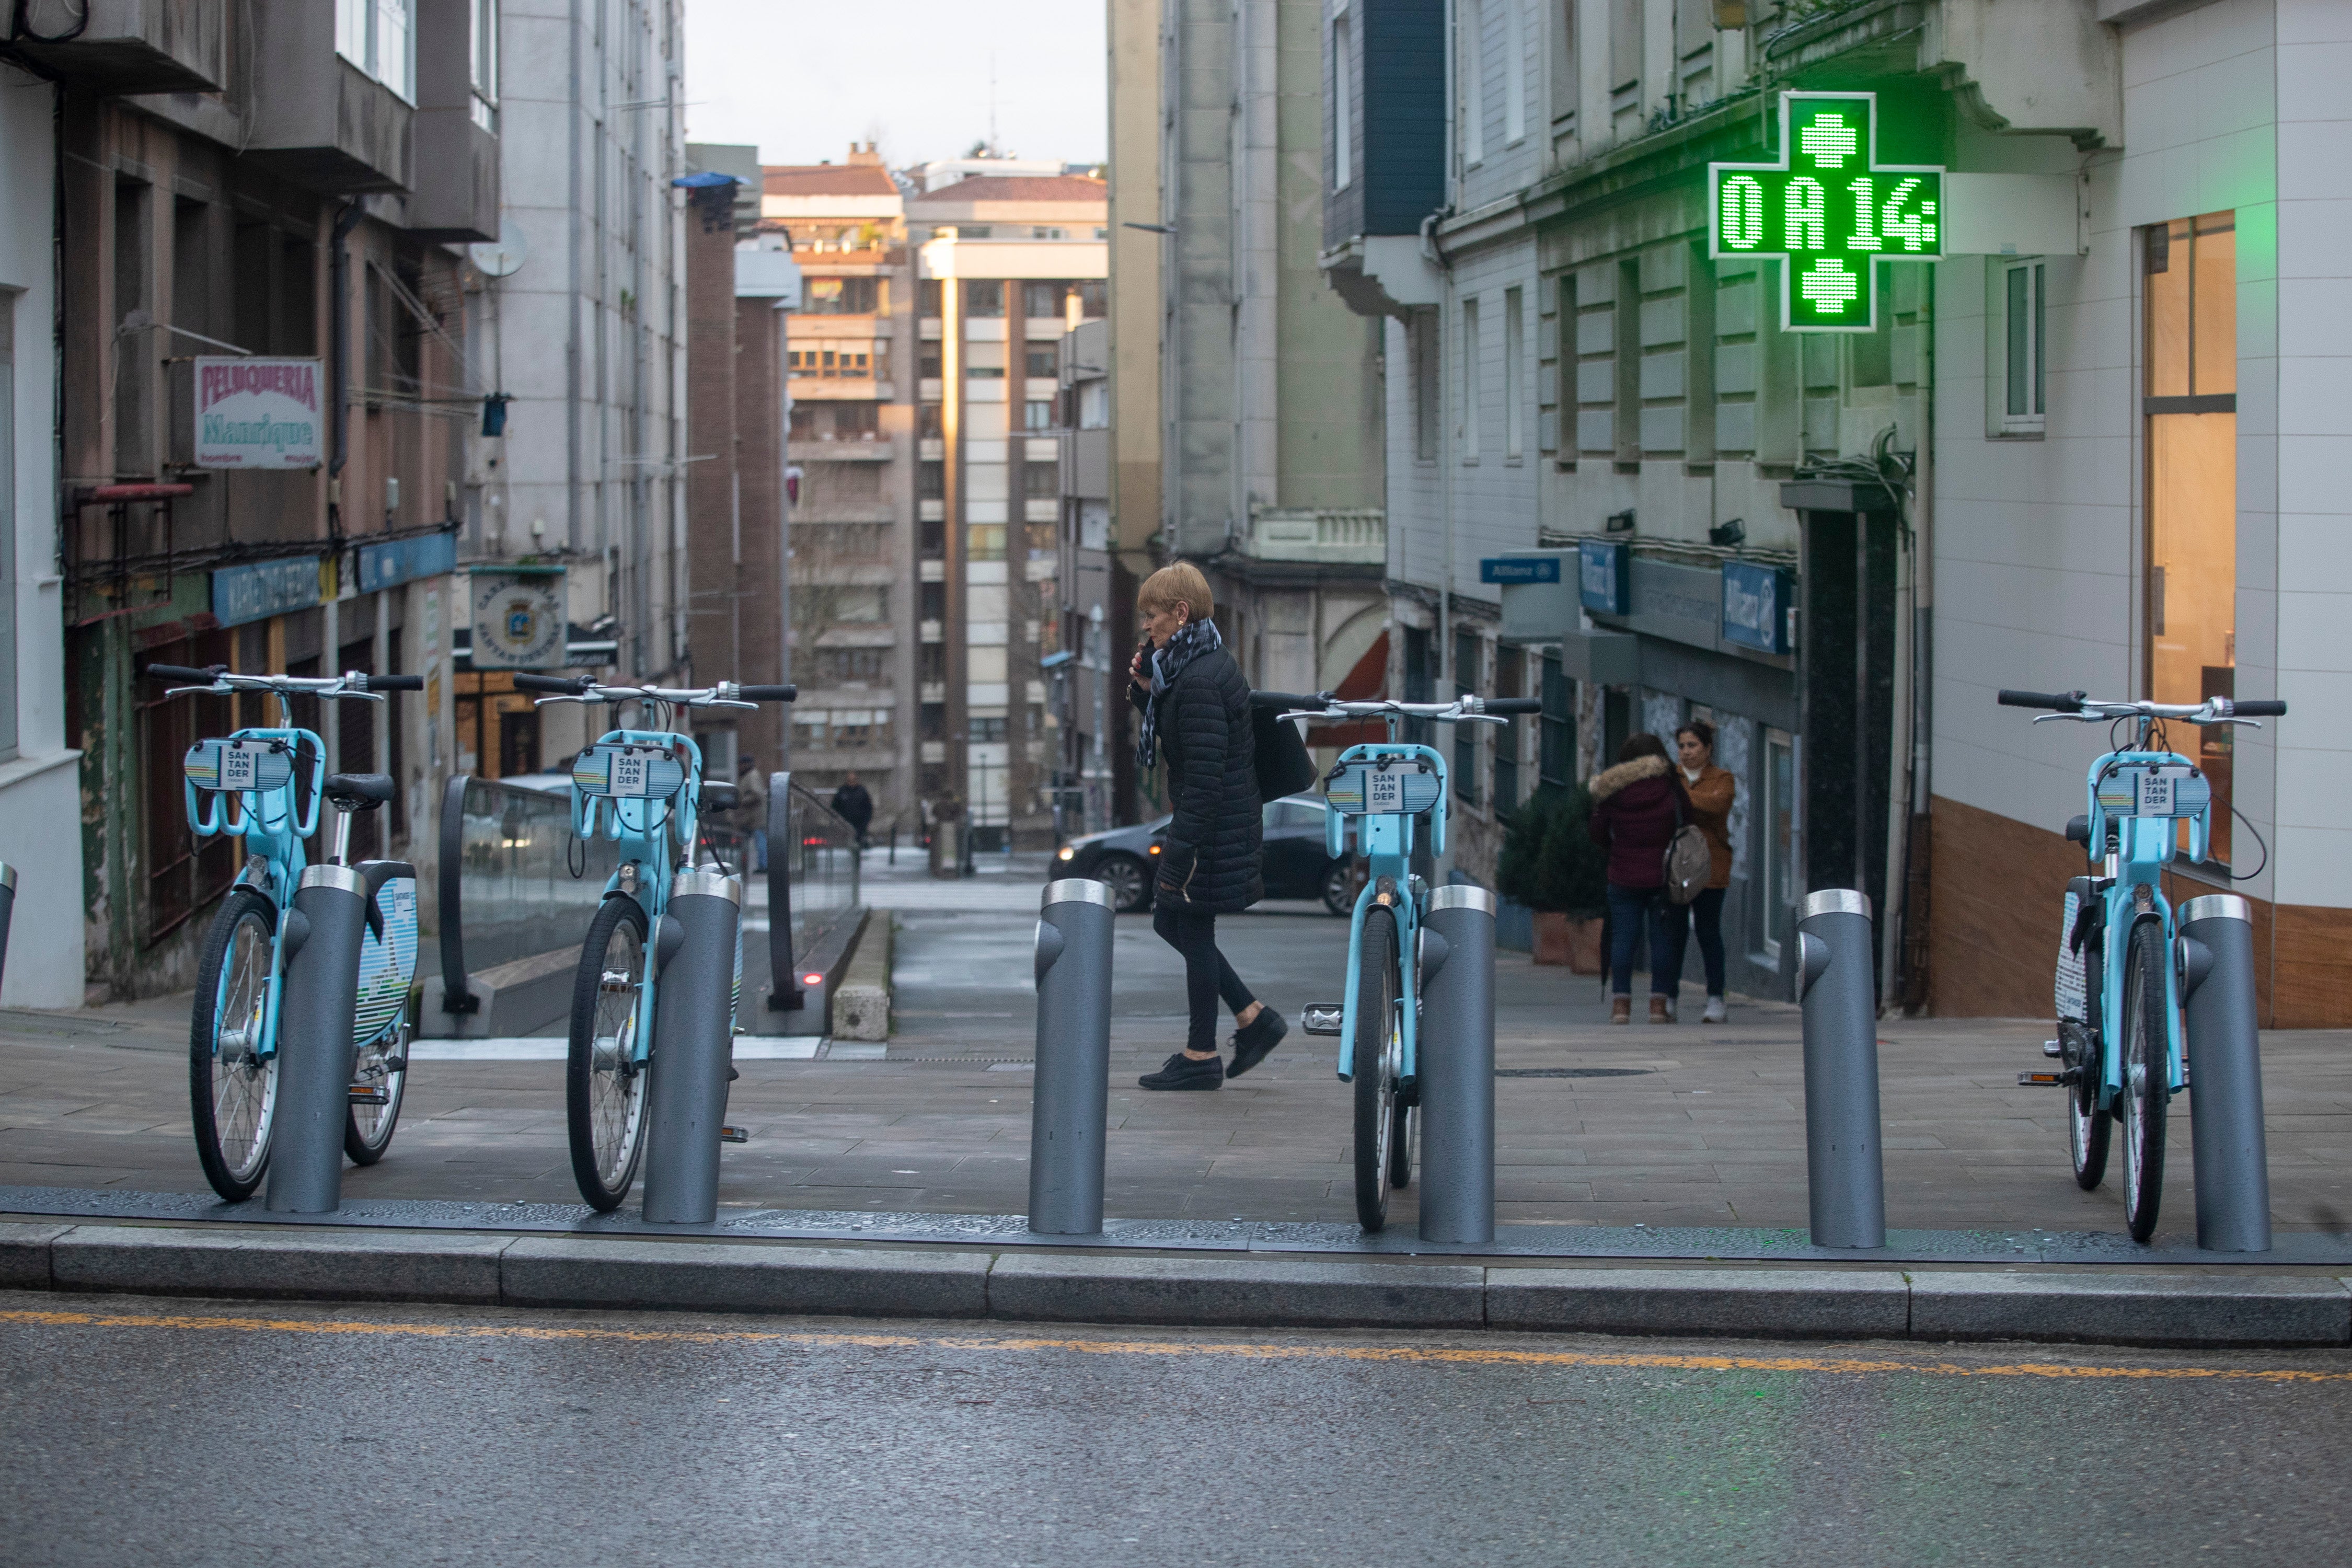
[514,674,795,1210]
[1998,687,2285,1240]
[1258,689,1541,1231]
[148,662,423,1201]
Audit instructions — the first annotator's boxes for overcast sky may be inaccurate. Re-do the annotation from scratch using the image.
[683,0,1109,171]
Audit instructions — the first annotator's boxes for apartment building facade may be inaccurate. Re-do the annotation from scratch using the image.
[764,149,918,822]
[18,0,504,998]
[910,175,1108,850]
[1321,0,2345,1019]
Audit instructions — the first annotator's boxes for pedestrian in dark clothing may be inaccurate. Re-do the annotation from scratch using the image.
[1125,562,1286,1090]
[1664,720,1736,1022]
[1587,732,1691,1025]
[831,773,873,847]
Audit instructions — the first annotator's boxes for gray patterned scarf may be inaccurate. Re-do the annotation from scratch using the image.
[1135,617,1223,774]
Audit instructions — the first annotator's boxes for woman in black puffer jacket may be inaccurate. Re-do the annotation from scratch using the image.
[1125,563,1287,1090]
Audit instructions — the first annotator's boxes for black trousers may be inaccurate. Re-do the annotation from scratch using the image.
[1152,904,1257,1054]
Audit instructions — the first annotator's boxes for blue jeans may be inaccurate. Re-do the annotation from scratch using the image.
[1606,882,1680,999]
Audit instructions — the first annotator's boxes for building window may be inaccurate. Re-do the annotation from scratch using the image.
[1538,652,1574,789]
[1999,260,2047,435]
[1024,347,1057,378]
[919,279,941,318]
[1459,297,1481,460]
[1023,462,1059,498]
[803,277,882,316]
[1078,380,1109,429]
[1024,400,1054,432]
[1413,311,1439,462]
[1462,0,1485,165]
[1493,645,1523,812]
[1076,281,1107,318]
[918,461,944,499]
[1761,727,1795,960]
[1023,281,1068,319]
[969,524,1007,561]
[2145,211,2238,868]
[468,0,498,130]
[337,0,415,102]
[1331,7,1354,192]
[1504,285,1525,459]
[970,716,1009,743]
[1502,0,1524,143]
[1032,227,1066,240]
[965,280,1005,318]
[786,345,876,379]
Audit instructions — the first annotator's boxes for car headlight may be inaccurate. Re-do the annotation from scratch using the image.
[1057,846,1075,860]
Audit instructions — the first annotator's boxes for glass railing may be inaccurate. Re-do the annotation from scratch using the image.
[770,777,861,953]
[434,776,618,1011]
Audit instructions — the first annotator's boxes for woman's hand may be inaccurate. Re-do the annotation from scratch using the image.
[1129,644,1150,691]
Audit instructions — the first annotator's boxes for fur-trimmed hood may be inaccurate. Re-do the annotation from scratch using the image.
[1588,753,1670,804]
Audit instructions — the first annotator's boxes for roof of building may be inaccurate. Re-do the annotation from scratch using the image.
[911,175,1108,205]
[763,164,901,199]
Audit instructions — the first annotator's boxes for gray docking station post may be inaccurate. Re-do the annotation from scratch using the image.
[641,870,745,1225]
[266,864,372,1214]
[2180,893,2272,1253]
[1796,889,1885,1249]
[1417,883,1496,1246]
[1029,878,1114,1236]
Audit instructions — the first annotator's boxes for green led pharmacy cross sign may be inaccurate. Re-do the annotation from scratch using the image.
[1709,91,1943,332]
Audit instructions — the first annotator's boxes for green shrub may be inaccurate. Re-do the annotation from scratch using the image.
[1496,784,1608,916]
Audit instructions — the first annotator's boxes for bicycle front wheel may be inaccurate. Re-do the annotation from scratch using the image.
[1353,905,1401,1232]
[345,983,416,1166]
[190,889,281,1201]
[2118,918,2169,1242]
[568,897,651,1211]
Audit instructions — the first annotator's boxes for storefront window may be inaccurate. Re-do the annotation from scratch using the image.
[2145,212,2236,866]
[1762,728,1795,961]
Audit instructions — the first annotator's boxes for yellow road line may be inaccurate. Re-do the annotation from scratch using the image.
[4,1307,2347,1382]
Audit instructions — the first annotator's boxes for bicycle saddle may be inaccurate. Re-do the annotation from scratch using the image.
[326,772,396,812]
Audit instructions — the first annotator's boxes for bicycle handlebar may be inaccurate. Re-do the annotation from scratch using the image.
[1997,689,2085,712]
[1483,697,1543,715]
[517,676,795,709]
[146,663,224,683]
[145,665,419,699]
[1254,690,1520,724]
[2234,699,2288,718]
[512,673,586,694]
[736,684,798,702]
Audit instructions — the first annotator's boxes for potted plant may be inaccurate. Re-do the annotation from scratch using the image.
[1496,785,1609,972]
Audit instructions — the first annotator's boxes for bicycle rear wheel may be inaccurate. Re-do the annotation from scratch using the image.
[190,889,280,1201]
[344,983,416,1166]
[568,897,651,1211]
[1353,905,1401,1232]
[2067,936,2110,1190]
[2118,918,2169,1242]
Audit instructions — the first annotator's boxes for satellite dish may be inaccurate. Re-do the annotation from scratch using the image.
[468,226,528,278]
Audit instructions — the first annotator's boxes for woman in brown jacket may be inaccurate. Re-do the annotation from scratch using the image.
[1666,720,1736,1022]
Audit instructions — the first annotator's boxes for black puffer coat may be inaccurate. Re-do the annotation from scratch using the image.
[1129,647,1263,913]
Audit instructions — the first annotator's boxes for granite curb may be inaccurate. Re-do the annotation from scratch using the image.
[4,1220,2349,1349]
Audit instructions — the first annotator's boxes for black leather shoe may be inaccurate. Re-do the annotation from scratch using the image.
[1226,1008,1287,1078]
[1138,1052,1224,1090]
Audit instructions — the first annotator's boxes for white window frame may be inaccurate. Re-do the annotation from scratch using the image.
[1460,296,1482,461]
[1462,0,1486,167]
[1503,285,1524,459]
[1999,258,2047,436]
[1502,0,1525,144]
[1331,4,1354,192]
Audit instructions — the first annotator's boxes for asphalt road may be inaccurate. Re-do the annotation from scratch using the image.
[4,1290,2348,1566]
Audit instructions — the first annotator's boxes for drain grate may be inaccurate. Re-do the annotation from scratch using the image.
[1495,1067,1656,1078]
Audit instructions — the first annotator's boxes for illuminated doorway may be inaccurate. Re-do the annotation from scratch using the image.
[2144,212,2236,867]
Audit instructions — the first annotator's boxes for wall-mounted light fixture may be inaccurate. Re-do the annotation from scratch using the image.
[1709,517,1746,548]
[1605,509,1636,534]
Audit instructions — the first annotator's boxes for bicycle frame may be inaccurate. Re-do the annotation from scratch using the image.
[571,725,709,1069]
[2079,742,2208,1107]
[182,719,322,1067]
[1327,724,1451,1087]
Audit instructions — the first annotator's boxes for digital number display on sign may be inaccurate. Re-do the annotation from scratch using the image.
[1708,92,1943,332]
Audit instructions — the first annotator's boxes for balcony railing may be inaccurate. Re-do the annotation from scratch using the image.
[1238,507,1386,566]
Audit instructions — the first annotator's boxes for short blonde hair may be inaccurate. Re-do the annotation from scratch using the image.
[1137,561,1214,624]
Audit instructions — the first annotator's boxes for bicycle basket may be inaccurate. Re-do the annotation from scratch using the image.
[183,738,295,794]
[2094,762,2210,820]
[572,743,688,800]
[1323,758,1442,817]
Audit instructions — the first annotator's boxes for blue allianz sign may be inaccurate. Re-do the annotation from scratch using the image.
[1578,539,1631,616]
[357,531,458,595]
[212,557,324,628]
[1480,555,1562,585]
[1721,561,1794,654]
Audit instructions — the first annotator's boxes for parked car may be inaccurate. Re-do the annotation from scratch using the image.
[1053,795,1363,915]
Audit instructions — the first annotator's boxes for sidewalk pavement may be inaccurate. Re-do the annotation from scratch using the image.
[4,847,2349,1242]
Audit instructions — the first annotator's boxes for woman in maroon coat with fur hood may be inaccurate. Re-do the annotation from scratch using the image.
[1587,733,1693,1024]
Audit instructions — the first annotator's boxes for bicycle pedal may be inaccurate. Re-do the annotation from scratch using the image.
[347,1085,391,1104]
[2042,1039,2063,1058]
[2017,1071,2065,1087]
[720,1125,750,1144]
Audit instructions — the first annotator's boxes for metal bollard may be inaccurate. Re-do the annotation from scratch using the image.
[2180,894,2271,1253]
[266,866,372,1214]
[0,861,16,1002]
[1418,884,1496,1246]
[1029,878,1114,1236]
[641,871,744,1225]
[1796,889,1885,1249]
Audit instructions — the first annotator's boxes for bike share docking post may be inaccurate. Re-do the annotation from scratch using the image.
[265,865,372,1214]
[2180,894,2272,1253]
[1796,889,1885,1249]
[1029,878,1114,1236]
[0,861,17,1000]
[765,771,801,1012]
[1419,884,1496,1246]
[641,870,745,1225]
